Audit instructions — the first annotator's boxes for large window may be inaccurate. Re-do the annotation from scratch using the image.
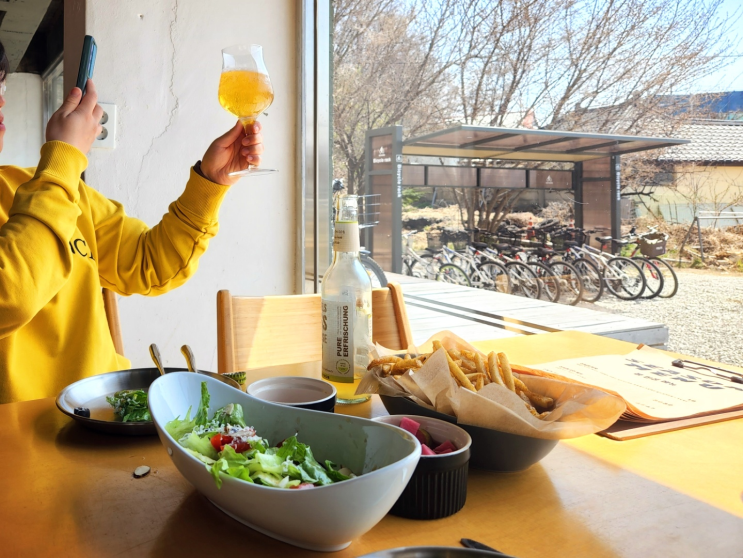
[42,56,64,129]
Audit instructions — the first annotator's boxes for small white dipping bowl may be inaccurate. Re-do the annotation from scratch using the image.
[248,376,336,412]
[148,373,421,552]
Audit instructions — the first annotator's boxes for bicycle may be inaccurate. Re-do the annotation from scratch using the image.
[360,250,387,287]
[572,239,647,301]
[518,245,584,305]
[595,234,663,299]
[541,226,605,303]
[485,224,582,305]
[616,226,678,298]
[447,243,511,293]
[401,231,472,287]
[471,234,543,300]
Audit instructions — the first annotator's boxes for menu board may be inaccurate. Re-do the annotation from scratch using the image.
[534,348,743,422]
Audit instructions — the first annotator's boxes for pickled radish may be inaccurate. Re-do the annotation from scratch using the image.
[398,417,458,456]
[398,417,420,436]
[434,440,456,454]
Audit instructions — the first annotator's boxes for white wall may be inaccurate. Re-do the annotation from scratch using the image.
[82,1,299,370]
[0,73,43,167]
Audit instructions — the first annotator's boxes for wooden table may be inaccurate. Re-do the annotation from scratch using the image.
[2,332,742,557]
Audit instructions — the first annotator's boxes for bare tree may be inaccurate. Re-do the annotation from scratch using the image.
[332,0,470,194]
[447,0,739,231]
[333,0,739,232]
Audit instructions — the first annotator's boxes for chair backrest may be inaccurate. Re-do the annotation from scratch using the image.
[102,288,125,356]
[217,283,414,372]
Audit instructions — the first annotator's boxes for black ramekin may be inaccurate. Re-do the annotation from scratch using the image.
[374,415,472,520]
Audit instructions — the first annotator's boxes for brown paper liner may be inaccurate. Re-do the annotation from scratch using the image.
[357,331,626,440]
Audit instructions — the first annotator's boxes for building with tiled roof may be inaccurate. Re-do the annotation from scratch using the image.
[660,120,743,163]
[646,120,743,224]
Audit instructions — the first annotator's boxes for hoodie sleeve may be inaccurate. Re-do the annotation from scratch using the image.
[90,168,230,296]
[0,141,87,339]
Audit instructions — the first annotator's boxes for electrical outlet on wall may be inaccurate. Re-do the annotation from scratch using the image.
[93,103,116,149]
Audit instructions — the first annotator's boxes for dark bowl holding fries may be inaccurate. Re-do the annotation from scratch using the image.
[380,395,558,472]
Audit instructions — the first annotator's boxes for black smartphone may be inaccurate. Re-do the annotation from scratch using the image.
[75,35,97,95]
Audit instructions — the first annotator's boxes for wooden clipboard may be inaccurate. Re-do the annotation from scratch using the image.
[599,409,743,440]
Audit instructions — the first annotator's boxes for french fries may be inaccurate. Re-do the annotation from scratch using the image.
[497,352,516,392]
[474,373,484,391]
[444,349,476,392]
[459,358,477,372]
[488,352,504,386]
[514,378,554,410]
[366,340,555,419]
[367,355,402,370]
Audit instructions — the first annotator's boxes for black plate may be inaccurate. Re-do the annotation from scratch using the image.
[56,367,188,436]
[380,395,558,471]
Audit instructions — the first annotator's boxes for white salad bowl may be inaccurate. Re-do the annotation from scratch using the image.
[148,372,421,552]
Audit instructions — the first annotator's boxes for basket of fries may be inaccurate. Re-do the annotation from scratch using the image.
[357,332,626,471]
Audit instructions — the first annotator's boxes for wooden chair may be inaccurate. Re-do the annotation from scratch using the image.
[217,283,414,373]
[102,288,125,356]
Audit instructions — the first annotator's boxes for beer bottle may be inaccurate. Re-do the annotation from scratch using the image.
[321,195,372,404]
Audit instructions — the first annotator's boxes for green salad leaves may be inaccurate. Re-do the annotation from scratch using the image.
[165,382,355,490]
[106,389,151,422]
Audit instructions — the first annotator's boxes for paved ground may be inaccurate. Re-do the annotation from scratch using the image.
[584,269,743,367]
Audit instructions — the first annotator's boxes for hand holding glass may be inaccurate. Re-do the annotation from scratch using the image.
[219,44,276,177]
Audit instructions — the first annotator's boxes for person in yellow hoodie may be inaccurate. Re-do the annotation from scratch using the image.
[0,43,264,403]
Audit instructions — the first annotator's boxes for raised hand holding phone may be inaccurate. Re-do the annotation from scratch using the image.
[76,36,97,96]
[44,33,101,154]
[46,80,103,154]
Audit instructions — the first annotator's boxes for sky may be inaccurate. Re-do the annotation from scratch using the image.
[682,0,743,93]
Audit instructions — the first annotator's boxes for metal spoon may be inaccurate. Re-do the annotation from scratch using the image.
[180,344,197,372]
[149,344,166,376]
[180,344,241,390]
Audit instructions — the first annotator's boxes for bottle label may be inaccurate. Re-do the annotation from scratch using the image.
[333,222,360,252]
[321,298,355,382]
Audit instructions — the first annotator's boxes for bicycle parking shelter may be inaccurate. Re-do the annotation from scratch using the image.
[364,125,687,273]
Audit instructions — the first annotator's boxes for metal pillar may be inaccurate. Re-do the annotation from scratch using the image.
[364,126,403,273]
[574,162,583,228]
[610,156,621,253]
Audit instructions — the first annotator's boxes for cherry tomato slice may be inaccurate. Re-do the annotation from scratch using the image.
[210,434,233,451]
[290,483,315,489]
[231,441,251,453]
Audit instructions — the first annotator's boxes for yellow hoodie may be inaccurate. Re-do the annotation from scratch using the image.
[0,141,229,404]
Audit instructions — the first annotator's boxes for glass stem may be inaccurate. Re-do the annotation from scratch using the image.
[239,117,255,169]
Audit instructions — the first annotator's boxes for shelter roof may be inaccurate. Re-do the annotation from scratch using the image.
[402,125,687,163]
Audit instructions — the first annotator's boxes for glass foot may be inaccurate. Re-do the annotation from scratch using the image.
[336,395,371,405]
[228,167,278,177]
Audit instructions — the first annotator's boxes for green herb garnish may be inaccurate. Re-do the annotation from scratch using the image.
[106,389,151,422]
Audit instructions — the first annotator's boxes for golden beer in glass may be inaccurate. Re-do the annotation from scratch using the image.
[219,44,276,177]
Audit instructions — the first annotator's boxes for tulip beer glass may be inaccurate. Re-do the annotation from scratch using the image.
[219,44,276,177]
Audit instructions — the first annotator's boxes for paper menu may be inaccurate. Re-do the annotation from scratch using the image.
[533,348,743,422]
